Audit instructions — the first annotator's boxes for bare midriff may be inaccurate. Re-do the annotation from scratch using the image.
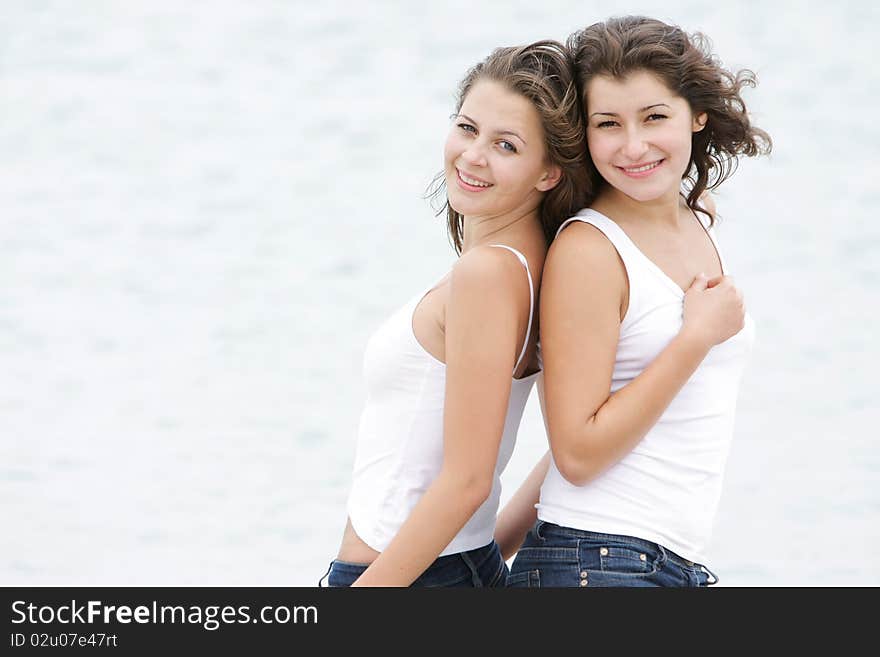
[336,517,381,565]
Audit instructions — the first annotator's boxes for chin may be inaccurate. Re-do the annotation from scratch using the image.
[624,188,667,203]
[446,191,475,216]
[614,173,677,202]
[445,186,463,205]
[612,184,662,203]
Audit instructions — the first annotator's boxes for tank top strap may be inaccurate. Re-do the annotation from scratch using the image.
[556,208,646,269]
[690,208,728,275]
[487,244,535,375]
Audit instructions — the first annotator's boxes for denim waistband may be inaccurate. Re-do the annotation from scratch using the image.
[320,540,502,587]
[536,521,710,573]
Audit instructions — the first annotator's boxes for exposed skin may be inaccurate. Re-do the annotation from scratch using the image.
[335,79,562,586]
[493,373,551,561]
[494,448,550,561]
[495,70,746,554]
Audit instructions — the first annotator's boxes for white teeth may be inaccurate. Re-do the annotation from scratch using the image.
[624,161,661,173]
[459,171,491,187]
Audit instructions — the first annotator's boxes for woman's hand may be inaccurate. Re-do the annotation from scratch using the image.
[681,273,746,348]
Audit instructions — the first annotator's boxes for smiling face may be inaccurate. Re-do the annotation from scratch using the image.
[443,79,561,221]
[585,69,707,204]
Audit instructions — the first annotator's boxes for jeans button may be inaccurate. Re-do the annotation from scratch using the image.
[579,579,588,587]
[599,547,608,556]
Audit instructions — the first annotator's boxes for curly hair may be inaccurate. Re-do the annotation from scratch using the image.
[429,40,592,253]
[567,16,772,224]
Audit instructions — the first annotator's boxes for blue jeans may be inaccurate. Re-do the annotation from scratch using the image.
[507,521,719,588]
[320,540,509,587]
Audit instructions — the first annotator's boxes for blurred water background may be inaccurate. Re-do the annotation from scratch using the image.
[1,0,877,586]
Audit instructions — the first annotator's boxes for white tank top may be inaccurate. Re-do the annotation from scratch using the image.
[347,245,540,556]
[537,208,755,564]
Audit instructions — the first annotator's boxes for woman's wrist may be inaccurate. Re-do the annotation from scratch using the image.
[674,325,715,358]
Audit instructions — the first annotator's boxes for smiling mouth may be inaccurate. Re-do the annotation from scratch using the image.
[457,169,493,188]
[617,159,664,175]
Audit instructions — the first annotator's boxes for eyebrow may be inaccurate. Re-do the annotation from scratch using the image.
[589,103,671,118]
[457,113,527,145]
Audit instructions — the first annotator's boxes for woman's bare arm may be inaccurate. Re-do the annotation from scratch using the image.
[352,248,530,586]
[541,222,743,486]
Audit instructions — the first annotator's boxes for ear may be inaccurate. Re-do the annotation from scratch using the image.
[692,112,708,133]
[536,163,562,192]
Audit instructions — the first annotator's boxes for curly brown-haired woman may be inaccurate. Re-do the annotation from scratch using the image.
[502,16,772,588]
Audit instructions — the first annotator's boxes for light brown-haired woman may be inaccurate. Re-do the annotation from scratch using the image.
[322,40,589,586]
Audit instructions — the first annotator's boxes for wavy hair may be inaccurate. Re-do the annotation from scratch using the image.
[567,16,772,224]
[428,40,591,253]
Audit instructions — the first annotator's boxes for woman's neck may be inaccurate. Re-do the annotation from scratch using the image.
[592,185,685,228]
[460,208,543,254]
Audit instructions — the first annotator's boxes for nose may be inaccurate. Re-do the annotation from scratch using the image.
[460,140,488,168]
[622,127,649,162]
